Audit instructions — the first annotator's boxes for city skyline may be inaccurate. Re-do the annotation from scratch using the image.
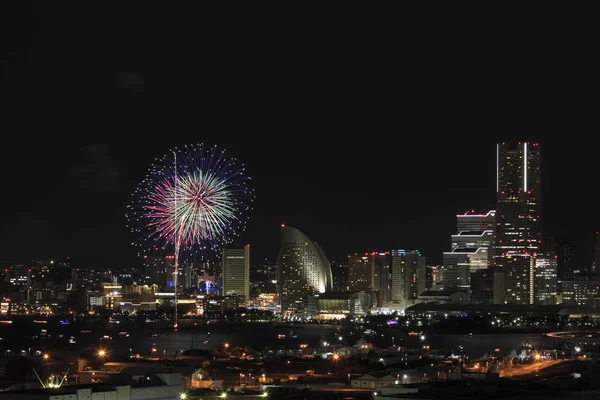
[2,4,600,398]
[0,138,597,270]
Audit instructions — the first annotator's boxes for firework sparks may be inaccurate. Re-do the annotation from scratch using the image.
[126,143,254,258]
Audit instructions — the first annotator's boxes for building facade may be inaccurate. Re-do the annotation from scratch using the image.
[347,252,389,304]
[221,245,250,303]
[534,256,558,305]
[277,225,333,318]
[561,278,600,306]
[390,249,426,309]
[494,142,542,305]
[442,247,489,294]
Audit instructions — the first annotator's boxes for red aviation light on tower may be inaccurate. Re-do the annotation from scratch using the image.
[280,224,285,228]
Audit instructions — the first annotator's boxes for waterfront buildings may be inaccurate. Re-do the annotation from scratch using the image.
[277,225,333,317]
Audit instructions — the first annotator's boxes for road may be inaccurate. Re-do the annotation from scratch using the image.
[499,359,571,378]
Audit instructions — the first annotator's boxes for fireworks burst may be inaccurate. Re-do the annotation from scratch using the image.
[126,143,254,259]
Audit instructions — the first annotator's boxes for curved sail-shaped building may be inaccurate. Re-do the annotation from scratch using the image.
[277,225,332,317]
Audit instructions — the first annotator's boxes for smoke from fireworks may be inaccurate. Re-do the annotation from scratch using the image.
[126,143,254,258]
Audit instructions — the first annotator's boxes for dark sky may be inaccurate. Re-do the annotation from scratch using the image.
[0,3,598,270]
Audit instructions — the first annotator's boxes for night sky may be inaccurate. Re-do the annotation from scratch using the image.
[0,3,597,270]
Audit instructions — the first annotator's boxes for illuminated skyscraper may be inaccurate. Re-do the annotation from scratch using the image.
[348,254,374,292]
[347,252,390,305]
[457,210,496,233]
[534,256,558,305]
[390,249,426,309]
[495,142,542,257]
[443,247,489,293]
[277,225,332,317]
[142,255,173,290]
[222,245,250,303]
[443,210,495,299]
[494,142,542,304]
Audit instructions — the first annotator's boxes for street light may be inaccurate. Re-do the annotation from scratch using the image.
[179,393,187,400]
[43,353,49,360]
[98,349,106,370]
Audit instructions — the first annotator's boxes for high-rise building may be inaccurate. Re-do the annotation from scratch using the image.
[470,269,494,304]
[554,238,575,279]
[390,249,426,309]
[457,210,496,233]
[503,254,535,304]
[495,142,542,256]
[330,261,348,292]
[347,252,389,303]
[142,255,173,290]
[443,210,495,297]
[442,247,489,294]
[348,254,374,292]
[534,256,558,305]
[452,214,495,266]
[494,142,542,305]
[222,245,250,303]
[277,225,332,318]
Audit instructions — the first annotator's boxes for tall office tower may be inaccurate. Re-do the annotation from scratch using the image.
[457,210,496,232]
[534,256,558,305]
[348,254,374,292]
[222,245,250,303]
[502,254,535,304]
[348,252,389,303]
[594,232,600,274]
[442,247,489,294]
[494,142,542,305]
[277,225,332,318]
[554,238,575,279]
[390,249,426,309]
[330,262,348,292]
[443,210,495,296]
[452,211,495,264]
[174,260,195,289]
[142,255,173,290]
[470,269,494,304]
[374,253,391,305]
